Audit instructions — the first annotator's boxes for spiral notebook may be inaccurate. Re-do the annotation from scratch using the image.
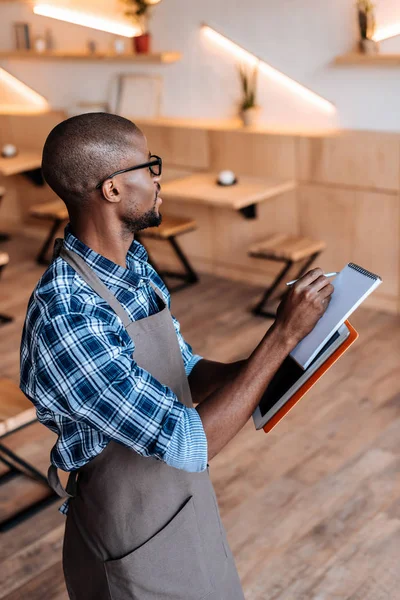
[290,263,382,370]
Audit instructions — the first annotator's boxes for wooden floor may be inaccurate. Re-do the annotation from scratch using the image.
[1,227,400,599]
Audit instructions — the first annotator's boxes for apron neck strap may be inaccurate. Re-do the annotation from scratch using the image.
[60,245,132,328]
[58,242,167,326]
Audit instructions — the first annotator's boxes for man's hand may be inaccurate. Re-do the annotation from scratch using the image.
[196,267,335,462]
[275,268,334,348]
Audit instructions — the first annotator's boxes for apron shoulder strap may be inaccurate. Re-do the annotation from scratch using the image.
[60,246,132,328]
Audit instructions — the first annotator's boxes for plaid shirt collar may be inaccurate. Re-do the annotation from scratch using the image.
[63,223,150,291]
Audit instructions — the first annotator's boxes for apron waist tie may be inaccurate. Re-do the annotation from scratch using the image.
[48,464,79,499]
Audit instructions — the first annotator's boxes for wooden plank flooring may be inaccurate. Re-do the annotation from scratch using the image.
[0,226,400,599]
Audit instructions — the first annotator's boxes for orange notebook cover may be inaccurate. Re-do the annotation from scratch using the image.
[263,320,358,434]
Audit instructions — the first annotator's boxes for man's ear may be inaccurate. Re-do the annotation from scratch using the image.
[101,179,121,203]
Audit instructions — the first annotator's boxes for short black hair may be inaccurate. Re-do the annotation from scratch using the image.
[42,112,142,207]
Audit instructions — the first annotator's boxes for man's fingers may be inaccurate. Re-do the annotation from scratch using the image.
[293,268,324,290]
[320,282,335,299]
[310,275,331,293]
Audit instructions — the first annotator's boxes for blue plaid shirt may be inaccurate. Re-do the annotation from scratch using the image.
[20,224,207,514]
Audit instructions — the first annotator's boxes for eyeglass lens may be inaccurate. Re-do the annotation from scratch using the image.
[149,156,161,177]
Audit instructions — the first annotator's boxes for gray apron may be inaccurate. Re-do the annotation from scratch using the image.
[47,241,245,600]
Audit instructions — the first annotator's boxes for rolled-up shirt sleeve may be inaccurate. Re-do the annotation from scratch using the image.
[35,311,207,472]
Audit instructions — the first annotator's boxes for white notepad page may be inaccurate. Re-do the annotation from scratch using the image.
[290,263,382,370]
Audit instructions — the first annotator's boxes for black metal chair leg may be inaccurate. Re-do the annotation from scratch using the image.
[0,442,49,485]
[36,219,63,265]
[0,313,13,326]
[290,252,322,282]
[0,441,60,531]
[158,236,199,293]
[252,260,293,318]
[251,251,323,319]
[136,236,162,274]
[168,237,199,283]
[138,235,199,294]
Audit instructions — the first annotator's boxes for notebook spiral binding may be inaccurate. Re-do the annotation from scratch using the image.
[348,263,381,281]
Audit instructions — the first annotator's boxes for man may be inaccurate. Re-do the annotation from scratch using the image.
[20,113,333,600]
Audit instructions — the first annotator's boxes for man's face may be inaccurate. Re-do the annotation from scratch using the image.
[117,132,162,234]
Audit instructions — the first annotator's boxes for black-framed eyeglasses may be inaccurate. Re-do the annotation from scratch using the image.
[95,154,162,189]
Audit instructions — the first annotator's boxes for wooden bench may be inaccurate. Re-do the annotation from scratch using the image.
[0,379,58,531]
[29,199,68,265]
[137,214,199,293]
[249,233,326,318]
[0,251,12,326]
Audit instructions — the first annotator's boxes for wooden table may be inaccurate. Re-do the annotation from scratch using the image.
[0,151,43,183]
[160,172,296,218]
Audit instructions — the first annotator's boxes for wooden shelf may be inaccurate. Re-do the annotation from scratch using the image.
[0,51,181,63]
[335,53,400,66]
[134,117,339,137]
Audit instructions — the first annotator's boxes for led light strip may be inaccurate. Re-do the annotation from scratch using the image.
[33,4,141,37]
[202,24,336,115]
[373,24,400,42]
[0,68,49,114]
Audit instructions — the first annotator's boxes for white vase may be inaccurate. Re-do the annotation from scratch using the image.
[360,39,379,54]
[240,106,261,127]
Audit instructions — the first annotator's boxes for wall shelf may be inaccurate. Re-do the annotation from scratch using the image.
[0,51,181,63]
[335,53,400,66]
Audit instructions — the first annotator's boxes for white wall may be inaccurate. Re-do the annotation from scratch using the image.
[1,0,400,131]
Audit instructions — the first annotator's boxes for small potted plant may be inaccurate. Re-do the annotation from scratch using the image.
[357,0,379,54]
[238,62,261,127]
[122,0,161,54]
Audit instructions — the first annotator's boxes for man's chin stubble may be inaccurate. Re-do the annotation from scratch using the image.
[122,209,162,234]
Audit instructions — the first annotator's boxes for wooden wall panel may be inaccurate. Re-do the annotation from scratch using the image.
[0,177,58,225]
[208,130,296,179]
[2,111,66,151]
[298,184,356,272]
[297,132,400,192]
[162,166,195,183]
[136,122,210,170]
[353,191,399,299]
[299,184,399,312]
[212,190,298,279]
[0,111,65,224]
[0,179,21,224]
[0,117,13,147]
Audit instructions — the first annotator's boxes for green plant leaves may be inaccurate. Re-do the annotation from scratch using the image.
[238,62,259,111]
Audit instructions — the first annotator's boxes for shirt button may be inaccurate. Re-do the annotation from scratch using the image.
[128,286,134,291]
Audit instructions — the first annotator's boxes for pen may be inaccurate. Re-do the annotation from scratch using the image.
[286,272,339,286]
